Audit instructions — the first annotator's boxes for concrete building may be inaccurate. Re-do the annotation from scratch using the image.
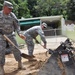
[18,15,65,37]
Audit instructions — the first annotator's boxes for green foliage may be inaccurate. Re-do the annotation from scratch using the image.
[67,0,75,21]
[0,0,4,10]
[7,0,31,18]
[17,0,31,18]
[0,0,74,21]
[27,0,37,17]
[36,0,68,18]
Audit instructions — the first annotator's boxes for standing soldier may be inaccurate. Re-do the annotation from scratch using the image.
[23,23,47,61]
[0,1,26,75]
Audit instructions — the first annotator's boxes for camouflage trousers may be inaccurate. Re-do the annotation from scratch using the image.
[0,35,21,66]
[24,33,34,56]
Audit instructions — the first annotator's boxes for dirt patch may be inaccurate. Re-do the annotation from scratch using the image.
[4,37,67,75]
[4,51,50,75]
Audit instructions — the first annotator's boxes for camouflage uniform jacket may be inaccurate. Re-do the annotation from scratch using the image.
[0,10,20,36]
[24,26,47,44]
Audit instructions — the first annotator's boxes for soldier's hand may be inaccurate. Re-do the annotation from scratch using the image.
[19,34,26,40]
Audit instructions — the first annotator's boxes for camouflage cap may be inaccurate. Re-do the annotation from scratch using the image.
[3,1,13,9]
[42,23,47,28]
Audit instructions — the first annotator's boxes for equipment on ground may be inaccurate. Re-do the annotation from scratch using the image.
[38,38,75,75]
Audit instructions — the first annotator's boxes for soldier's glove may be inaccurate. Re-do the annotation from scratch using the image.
[35,39,39,44]
[0,29,4,35]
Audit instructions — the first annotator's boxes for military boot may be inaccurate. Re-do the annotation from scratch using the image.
[0,66,4,75]
[18,61,26,70]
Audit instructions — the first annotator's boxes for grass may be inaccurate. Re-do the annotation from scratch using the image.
[65,30,75,41]
[15,34,25,44]
[15,34,41,45]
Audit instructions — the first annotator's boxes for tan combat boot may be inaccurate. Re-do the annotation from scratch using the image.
[18,61,26,70]
[0,66,4,75]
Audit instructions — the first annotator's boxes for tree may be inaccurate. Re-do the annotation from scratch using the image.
[35,0,68,18]
[7,0,31,18]
[27,0,37,17]
[17,0,31,18]
[67,0,75,21]
[0,0,4,10]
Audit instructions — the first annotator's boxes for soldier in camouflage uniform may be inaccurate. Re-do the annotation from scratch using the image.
[23,23,47,61]
[0,1,26,75]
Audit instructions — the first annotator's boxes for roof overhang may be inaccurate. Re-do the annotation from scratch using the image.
[18,15,63,26]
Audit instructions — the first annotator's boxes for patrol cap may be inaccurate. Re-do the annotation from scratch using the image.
[42,22,47,28]
[3,1,13,9]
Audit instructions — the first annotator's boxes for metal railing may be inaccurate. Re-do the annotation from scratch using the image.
[44,28,61,36]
